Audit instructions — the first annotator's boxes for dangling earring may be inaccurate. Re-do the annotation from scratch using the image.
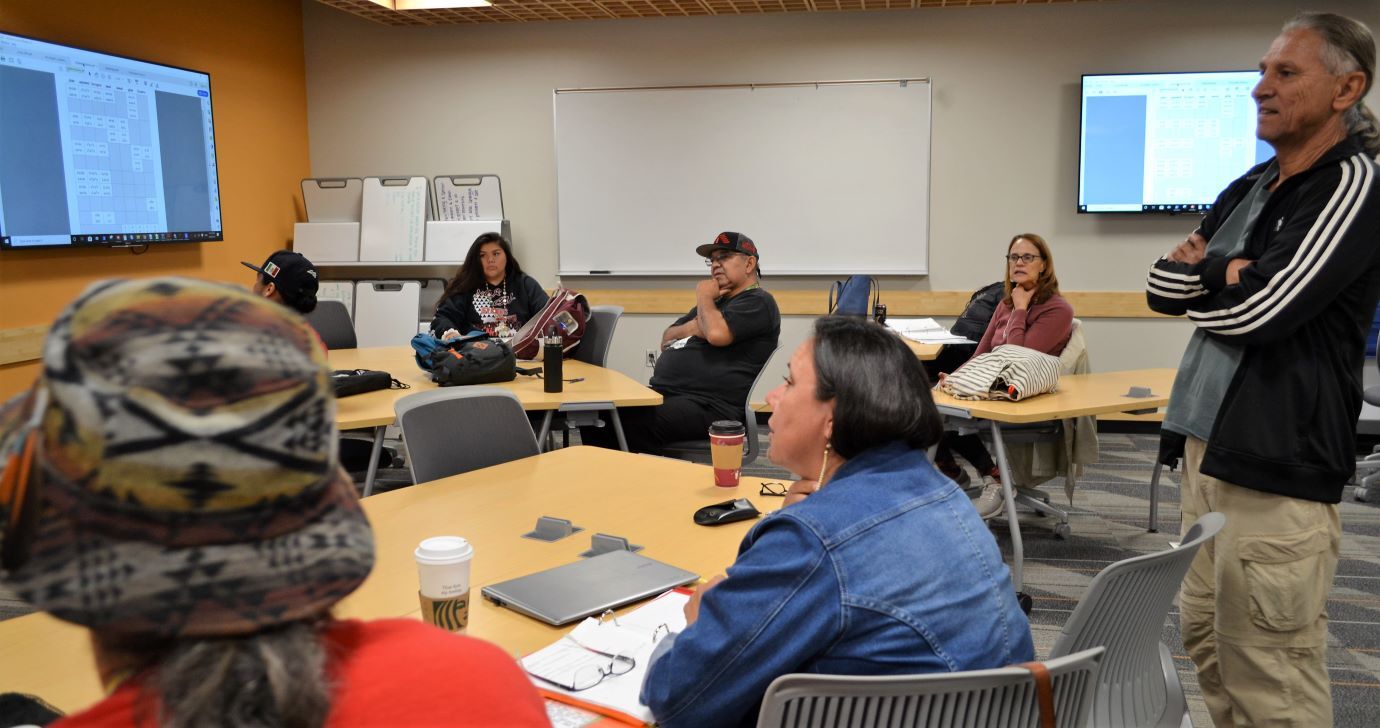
[817,443,831,485]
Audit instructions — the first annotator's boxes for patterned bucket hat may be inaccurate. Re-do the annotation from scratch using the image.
[0,277,374,638]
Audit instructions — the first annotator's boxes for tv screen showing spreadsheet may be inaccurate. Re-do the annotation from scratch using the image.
[1078,71,1275,214]
[0,31,222,249]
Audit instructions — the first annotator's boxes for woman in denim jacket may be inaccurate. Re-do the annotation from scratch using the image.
[640,316,1034,727]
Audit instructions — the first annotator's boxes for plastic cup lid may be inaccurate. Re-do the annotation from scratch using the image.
[710,419,745,435]
[415,536,473,564]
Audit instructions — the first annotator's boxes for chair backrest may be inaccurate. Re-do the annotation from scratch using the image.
[394,388,539,484]
[572,305,623,366]
[1048,512,1225,728]
[744,345,785,466]
[305,300,357,350]
[1057,318,1087,375]
[755,646,1105,728]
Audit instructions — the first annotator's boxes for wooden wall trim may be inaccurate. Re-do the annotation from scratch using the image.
[580,289,1167,318]
[0,290,1161,367]
[0,325,48,367]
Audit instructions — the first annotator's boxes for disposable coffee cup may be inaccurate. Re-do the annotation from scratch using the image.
[709,420,747,487]
[415,536,474,632]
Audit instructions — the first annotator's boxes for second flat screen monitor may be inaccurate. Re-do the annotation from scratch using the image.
[1078,71,1274,214]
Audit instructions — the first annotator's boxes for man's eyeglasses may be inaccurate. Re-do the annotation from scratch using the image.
[759,481,789,497]
[705,253,742,267]
[1005,253,1043,264]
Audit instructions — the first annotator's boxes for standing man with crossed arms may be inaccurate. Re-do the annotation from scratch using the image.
[1145,13,1380,726]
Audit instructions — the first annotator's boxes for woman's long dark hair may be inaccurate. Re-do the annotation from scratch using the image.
[437,233,526,307]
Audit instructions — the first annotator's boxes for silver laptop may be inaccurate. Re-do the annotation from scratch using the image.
[481,550,698,626]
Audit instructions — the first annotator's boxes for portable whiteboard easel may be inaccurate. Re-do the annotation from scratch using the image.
[427,174,509,262]
[295,178,362,262]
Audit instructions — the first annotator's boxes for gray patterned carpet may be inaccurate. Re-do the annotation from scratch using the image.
[3,431,1377,726]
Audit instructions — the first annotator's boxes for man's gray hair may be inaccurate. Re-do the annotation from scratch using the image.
[1283,12,1380,158]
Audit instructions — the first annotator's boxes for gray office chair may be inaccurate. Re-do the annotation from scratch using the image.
[304,298,408,489]
[755,646,1105,728]
[1048,512,1224,728]
[660,346,783,467]
[572,305,623,366]
[975,319,1094,539]
[305,299,357,350]
[557,305,625,449]
[1354,359,1380,502]
[395,388,539,484]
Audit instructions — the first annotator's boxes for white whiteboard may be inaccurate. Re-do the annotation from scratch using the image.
[554,81,931,276]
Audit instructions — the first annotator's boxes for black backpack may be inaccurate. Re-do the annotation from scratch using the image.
[951,281,1005,342]
[425,338,517,387]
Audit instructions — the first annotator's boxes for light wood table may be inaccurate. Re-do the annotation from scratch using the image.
[329,347,663,494]
[900,338,944,361]
[930,368,1176,590]
[0,447,780,714]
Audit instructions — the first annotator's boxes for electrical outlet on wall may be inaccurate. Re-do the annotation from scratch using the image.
[645,349,658,367]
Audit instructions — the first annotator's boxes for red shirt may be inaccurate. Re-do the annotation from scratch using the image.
[55,619,551,727]
[973,293,1074,358]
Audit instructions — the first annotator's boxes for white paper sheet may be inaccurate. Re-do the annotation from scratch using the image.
[523,590,690,723]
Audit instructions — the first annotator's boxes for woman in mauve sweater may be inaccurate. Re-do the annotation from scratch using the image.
[938,233,1074,519]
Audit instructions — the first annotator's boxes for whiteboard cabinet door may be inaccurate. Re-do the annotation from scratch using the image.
[353,280,421,348]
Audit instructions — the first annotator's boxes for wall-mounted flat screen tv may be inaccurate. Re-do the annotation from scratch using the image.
[0,31,222,249]
[1078,71,1274,214]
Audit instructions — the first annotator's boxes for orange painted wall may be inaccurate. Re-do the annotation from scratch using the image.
[0,0,311,398]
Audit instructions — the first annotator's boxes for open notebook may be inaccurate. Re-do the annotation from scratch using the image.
[525,589,691,725]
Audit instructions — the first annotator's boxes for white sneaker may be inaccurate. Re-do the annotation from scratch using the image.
[973,477,1005,520]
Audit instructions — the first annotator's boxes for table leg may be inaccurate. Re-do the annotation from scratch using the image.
[537,411,554,452]
[611,410,629,452]
[362,426,385,498]
[988,420,1023,592]
[1147,460,1163,533]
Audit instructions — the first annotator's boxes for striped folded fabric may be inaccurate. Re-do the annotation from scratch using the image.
[937,344,1061,401]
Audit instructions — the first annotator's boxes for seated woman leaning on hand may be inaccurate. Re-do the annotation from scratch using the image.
[639,316,1034,728]
[431,232,548,340]
[936,232,1073,520]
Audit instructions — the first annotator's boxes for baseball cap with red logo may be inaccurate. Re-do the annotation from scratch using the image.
[695,232,760,262]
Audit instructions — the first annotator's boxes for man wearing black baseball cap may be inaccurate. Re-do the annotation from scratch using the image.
[585,232,780,453]
[242,249,320,315]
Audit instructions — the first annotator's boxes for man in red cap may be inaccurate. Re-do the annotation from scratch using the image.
[586,231,780,453]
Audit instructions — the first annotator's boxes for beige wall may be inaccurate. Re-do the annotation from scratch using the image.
[301,0,1380,381]
[0,0,313,399]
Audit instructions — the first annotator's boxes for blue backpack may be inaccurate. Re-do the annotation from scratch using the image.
[828,276,880,318]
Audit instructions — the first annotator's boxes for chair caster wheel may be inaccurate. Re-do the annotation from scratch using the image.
[1053,523,1071,540]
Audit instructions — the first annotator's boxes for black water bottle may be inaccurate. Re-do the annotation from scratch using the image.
[544,325,563,393]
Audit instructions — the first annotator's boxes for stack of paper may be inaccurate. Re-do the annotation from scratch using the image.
[887,317,974,345]
[526,590,689,725]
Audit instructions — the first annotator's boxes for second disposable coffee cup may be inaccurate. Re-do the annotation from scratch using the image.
[709,420,747,487]
[415,536,474,632]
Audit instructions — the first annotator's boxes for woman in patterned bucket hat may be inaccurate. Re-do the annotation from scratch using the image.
[0,278,547,728]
